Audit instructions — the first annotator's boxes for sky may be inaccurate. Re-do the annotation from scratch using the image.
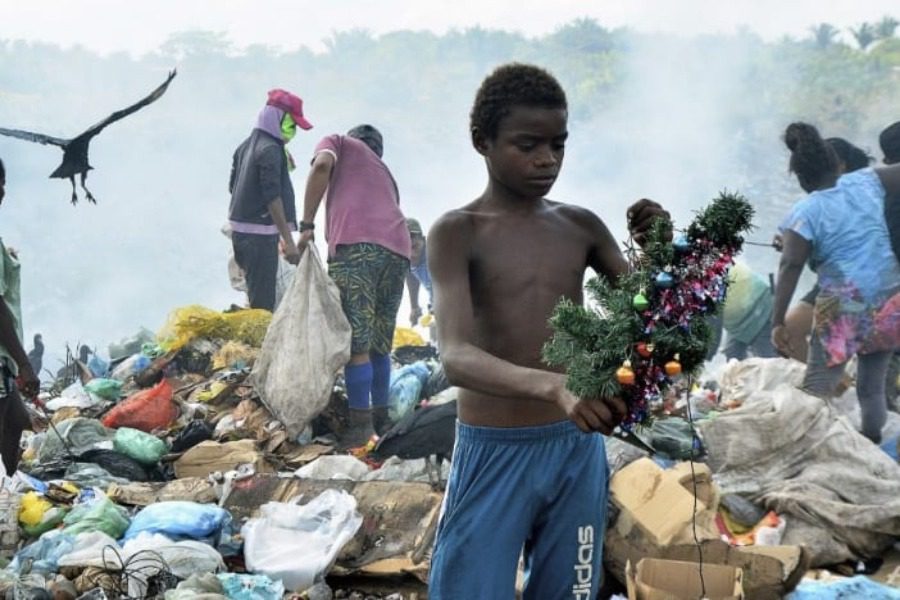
[3,0,900,55]
[1,0,895,368]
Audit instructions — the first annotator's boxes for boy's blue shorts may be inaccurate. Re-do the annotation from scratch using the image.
[429,419,609,600]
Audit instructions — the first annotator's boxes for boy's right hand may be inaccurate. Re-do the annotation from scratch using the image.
[553,378,626,434]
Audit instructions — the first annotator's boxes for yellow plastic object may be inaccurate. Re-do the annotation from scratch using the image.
[158,305,272,351]
[222,310,272,348]
[196,381,228,403]
[18,492,51,527]
[393,326,426,349]
[419,313,434,328]
[212,341,259,370]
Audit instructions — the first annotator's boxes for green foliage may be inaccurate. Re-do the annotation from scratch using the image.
[686,191,756,248]
[543,192,755,425]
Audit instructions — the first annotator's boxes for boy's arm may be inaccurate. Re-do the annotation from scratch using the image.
[429,213,624,434]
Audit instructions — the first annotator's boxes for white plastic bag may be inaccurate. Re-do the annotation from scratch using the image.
[251,245,351,438]
[242,489,362,592]
[274,257,294,309]
[294,455,370,481]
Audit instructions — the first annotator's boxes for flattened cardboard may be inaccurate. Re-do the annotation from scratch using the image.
[607,458,808,599]
[173,439,273,478]
[610,457,717,546]
[627,558,743,600]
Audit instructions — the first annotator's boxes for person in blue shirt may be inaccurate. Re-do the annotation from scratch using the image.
[772,123,900,443]
[405,218,434,327]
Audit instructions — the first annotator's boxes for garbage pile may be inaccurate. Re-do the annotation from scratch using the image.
[6,299,900,599]
[607,356,900,599]
[0,305,449,600]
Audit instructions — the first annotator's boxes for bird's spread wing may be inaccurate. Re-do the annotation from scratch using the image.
[0,127,68,147]
[80,69,177,139]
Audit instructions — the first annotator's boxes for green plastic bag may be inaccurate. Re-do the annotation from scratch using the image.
[22,507,69,538]
[84,378,123,401]
[62,496,130,539]
[113,427,168,465]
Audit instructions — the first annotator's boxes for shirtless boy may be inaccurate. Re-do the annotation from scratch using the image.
[427,64,669,598]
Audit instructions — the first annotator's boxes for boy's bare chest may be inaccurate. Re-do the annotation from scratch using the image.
[469,227,589,296]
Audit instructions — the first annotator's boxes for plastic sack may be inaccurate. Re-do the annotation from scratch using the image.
[294,456,370,481]
[56,531,120,568]
[388,361,431,421]
[170,420,214,453]
[242,489,362,592]
[121,533,225,598]
[157,305,272,352]
[788,575,900,599]
[46,382,103,411]
[113,428,168,465]
[83,379,122,401]
[88,355,109,379]
[18,492,52,527]
[101,379,177,432]
[18,491,70,538]
[123,533,224,577]
[123,501,228,542]
[110,353,152,382]
[9,531,76,575]
[63,463,129,489]
[78,449,152,482]
[62,495,130,539]
[216,574,284,600]
[251,246,351,438]
[165,574,226,600]
[165,573,226,600]
[21,506,67,538]
[640,417,702,460]
[38,418,113,463]
[273,257,295,309]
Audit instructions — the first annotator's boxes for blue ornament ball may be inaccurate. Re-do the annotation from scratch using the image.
[655,271,675,289]
[673,235,691,253]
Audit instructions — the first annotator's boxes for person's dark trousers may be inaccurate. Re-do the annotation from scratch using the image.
[232,232,279,311]
[0,368,30,475]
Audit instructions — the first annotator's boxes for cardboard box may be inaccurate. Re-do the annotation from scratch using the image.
[610,458,719,546]
[626,558,743,600]
[607,458,809,599]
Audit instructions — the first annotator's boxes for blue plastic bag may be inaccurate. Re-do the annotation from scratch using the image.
[88,355,110,378]
[123,501,229,542]
[217,574,284,600]
[788,575,900,599]
[388,361,431,421]
[9,531,76,575]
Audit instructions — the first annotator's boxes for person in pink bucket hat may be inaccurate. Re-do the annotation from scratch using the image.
[227,89,312,311]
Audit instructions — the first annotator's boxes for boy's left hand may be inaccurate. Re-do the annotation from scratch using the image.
[627,199,671,246]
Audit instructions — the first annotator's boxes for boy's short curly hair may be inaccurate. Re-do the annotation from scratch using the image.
[470,63,567,141]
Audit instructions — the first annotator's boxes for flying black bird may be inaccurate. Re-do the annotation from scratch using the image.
[372,400,457,488]
[0,70,177,205]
